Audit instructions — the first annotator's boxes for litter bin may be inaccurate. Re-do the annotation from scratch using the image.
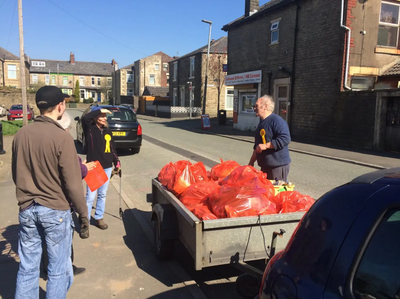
[218,109,227,125]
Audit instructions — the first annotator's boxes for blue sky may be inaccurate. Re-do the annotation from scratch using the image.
[0,0,270,67]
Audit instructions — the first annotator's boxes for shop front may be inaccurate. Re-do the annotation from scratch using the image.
[225,70,262,131]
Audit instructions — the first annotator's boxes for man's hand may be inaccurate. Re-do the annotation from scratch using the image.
[83,160,96,171]
[79,217,89,239]
[256,142,273,153]
[100,109,112,115]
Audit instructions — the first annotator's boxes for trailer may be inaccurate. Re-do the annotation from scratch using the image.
[151,178,304,270]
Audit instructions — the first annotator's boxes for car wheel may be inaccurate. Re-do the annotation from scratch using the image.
[235,273,261,298]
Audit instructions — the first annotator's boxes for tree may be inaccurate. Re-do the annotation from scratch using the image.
[74,80,80,102]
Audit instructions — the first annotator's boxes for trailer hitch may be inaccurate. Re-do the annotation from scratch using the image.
[268,229,286,261]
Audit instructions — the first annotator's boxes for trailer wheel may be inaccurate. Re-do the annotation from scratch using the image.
[154,216,174,260]
[235,273,261,298]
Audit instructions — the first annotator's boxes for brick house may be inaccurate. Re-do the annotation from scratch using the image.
[0,47,30,88]
[169,36,231,118]
[222,0,400,152]
[112,63,134,105]
[29,52,116,102]
[133,51,173,97]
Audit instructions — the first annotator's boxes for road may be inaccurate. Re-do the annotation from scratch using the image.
[67,108,374,299]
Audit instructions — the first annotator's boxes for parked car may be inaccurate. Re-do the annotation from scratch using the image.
[120,103,136,113]
[75,105,142,154]
[7,104,34,121]
[257,167,400,299]
[0,105,6,117]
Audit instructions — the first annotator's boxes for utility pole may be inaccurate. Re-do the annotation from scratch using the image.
[18,0,28,126]
[201,19,212,115]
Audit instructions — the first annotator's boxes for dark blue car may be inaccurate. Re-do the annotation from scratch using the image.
[257,167,400,299]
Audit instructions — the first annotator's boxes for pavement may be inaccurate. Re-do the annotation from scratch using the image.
[0,115,399,298]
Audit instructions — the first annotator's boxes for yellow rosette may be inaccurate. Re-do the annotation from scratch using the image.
[104,134,111,153]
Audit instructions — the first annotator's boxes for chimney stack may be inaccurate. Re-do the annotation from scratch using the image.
[245,0,259,17]
[70,52,75,64]
[111,59,116,66]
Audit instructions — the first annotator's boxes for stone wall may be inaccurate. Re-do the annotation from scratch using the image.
[0,91,38,114]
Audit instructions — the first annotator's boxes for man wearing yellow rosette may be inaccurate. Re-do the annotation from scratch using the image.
[82,106,120,230]
[248,95,291,181]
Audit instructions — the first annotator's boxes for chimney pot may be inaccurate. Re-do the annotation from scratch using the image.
[245,0,259,17]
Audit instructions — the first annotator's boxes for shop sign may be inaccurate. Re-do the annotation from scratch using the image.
[225,70,262,86]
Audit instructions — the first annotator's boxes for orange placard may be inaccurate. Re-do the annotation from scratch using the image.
[84,161,108,192]
[201,114,211,130]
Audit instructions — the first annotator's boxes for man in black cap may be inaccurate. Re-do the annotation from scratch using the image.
[12,86,89,298]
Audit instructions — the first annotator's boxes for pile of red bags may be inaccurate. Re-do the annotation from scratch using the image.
[157,160,314,220]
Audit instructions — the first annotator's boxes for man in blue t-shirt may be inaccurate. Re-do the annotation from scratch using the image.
[248,95,291,181]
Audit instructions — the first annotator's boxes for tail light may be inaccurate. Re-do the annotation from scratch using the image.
[137,124,142,135]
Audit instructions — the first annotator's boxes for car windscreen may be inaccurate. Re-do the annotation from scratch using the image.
[11,105,25,110]
[107,108,137,122]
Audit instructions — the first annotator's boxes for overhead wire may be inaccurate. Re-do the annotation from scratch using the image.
[46,0,148,57]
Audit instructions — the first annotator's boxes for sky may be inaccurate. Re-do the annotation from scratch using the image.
[0,0,270,68]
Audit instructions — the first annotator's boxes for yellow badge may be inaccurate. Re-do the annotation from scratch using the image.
[260,129,266,144]
[104,134,111,153]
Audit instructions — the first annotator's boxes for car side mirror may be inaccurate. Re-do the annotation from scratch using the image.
[74,116,79,121]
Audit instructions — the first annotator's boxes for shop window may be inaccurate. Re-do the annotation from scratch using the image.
[353,209,400,299]
[378,2,400,47]
[241,93,257,113]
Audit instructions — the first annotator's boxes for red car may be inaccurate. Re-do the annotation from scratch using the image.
[7,104,34,121]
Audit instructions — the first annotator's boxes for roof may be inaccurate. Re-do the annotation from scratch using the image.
[0,47,19,60]
[143,86,169,97]
[121,62,135,70]
[382,60,400,76]
[170,36,228,62]
[29,59,114,76]
[135,51,173,63]
[222,0,292,31]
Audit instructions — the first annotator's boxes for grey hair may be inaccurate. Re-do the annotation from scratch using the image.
[260,95,275,112]
[58,111,72,131]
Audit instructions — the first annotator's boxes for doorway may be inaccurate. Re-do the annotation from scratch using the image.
[385,97,400,152]
[180,86,185,107]
[273,78,290,121]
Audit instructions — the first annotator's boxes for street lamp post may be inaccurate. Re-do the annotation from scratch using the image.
[201,19,212,115]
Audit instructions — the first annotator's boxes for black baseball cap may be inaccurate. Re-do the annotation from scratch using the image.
[35,86,70,109]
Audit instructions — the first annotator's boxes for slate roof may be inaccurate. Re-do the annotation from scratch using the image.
[382,60,400,76]
[29,59,114,76]
[222,0,291,31]
[0,47,19,60]
[170,36,227,62]
[122,62,135,70]
[143,86,169,97]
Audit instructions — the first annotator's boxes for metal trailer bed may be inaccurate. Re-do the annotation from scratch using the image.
[151,178,305,271]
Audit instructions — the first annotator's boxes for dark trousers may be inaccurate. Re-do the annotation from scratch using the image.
[261,164,290,181]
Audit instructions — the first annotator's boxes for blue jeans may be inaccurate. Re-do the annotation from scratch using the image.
[86,167,112,220]
[16,203,73,299]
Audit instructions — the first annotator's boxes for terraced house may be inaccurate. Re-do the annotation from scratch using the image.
[0,47,29,88]
[29,52,116,102]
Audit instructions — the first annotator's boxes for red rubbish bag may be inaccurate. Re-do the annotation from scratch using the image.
[191,162,209,182]
[210,159,240,181]
[275,191,315,213]
[191,205,218,220]
[158,162,176,191]
[180,181,219,210]
[85,161,109,192]
[172,164,195,196]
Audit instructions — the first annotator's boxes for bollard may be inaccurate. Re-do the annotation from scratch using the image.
[0,123,5,154]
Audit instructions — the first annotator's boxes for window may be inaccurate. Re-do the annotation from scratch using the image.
[79,76,85,86]
[241,93,257,113]
[163,63,168,71]
[63,76,68,86]
[107,77,112,86]
[32,74,38,84]
[173,62,177,81]
[127,71,133,83]
[353,209,400,299]
[149,74,155,85]
[378,2,400,47]
[271,21,280,44]
[8,64,16,79]
[51,76,56,85]
[173,88,177,106]
[189,86,195,105]
[80,89,85,99]
[180,86,185,106]
[190,57,195,78]
[62,89,71,95]
[225,88,234,110]
[45,74,50,85]
[91,77,95,86]
[97,77,101,86]
[127,89,134,96]
[91,91,96,98]
[155,64,159,70]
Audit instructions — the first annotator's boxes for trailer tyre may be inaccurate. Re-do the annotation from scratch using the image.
[235,273,261,298]
[154,216,174,260]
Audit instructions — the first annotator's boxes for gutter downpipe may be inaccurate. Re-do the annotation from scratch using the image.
[341,0,351,90]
